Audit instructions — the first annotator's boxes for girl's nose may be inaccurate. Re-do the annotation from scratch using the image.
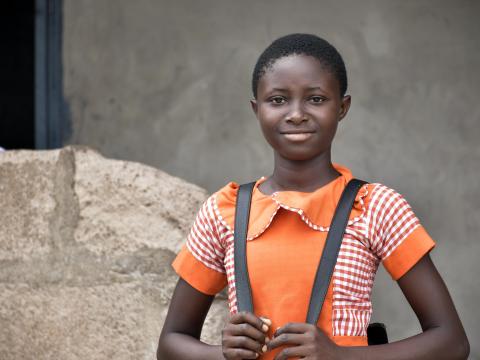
[285,104,308,124]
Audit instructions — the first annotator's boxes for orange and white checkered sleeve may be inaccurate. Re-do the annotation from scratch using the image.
[172,194,228,295]
[366,184,436,280]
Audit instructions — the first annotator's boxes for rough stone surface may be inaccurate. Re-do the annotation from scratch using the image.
[0,147,228,360]
[0,150,59,261]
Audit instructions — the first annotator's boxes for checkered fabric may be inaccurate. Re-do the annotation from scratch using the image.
[185,183,421,337]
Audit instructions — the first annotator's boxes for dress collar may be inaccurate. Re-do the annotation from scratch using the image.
[215,163,368,240]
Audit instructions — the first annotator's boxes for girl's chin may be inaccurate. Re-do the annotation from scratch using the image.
[276,149,325,162]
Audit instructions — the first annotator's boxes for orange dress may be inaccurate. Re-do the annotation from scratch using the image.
[172,163,435,359]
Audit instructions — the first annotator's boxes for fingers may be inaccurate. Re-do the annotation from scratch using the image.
[231,311,271,333]
[229,312,271,343]
[223,334,265,353]
[268,322,313,351]
[274,322,311,337]
[229,323,267,344]
[273,345,309,360]
[222,312,271,359]
[267,333,304,351]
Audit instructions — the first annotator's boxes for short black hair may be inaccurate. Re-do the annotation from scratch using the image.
[252,33,348,98]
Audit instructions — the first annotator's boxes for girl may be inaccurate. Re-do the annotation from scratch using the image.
[157,34,469,359]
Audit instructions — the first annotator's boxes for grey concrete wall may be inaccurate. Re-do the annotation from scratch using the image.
[63,0,480,356]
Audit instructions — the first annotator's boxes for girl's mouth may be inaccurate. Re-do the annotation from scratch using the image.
[281,132,314,141]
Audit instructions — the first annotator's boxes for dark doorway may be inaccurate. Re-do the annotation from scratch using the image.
[0,2,35,150]
[35,0,66,149]
[0,0,65,151]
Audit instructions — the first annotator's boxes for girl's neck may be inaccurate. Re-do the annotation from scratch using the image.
[262,151,341,195]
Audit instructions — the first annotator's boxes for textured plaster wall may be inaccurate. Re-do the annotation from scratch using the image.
[63,0,480,356]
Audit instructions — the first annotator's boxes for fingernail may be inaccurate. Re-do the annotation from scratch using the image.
[262,323,268,332]
[274,327,280,337]
[260,317,272,326]
[255,353,258,358]
[265,336,270,343]
[262,344,267,353]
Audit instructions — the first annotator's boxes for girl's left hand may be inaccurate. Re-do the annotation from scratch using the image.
[267,322,345,360]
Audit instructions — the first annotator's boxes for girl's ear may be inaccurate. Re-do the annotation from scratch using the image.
[250,99,258,116]
[339,95,351,121]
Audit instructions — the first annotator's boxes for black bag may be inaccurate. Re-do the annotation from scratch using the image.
[233,178,388,345]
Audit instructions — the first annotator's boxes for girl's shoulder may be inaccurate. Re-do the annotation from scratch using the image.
[208,179,275,239]
[361,181,417,219]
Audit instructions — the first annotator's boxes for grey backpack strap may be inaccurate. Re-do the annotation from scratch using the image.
[233,182,256,313]
[305,179,367,324]
[234,179,368,325]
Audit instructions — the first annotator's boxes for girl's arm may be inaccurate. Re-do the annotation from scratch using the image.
[157,278,269,360]
[268,254,470,360]
[157,278,224,360]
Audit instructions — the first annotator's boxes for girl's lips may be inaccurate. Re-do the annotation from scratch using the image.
[281,132,314,141]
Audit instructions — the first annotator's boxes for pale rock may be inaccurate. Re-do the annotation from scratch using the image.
[0,147,228,360]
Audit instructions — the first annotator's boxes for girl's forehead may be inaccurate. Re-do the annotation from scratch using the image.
[267,54,322,70]
[259,54,338,93]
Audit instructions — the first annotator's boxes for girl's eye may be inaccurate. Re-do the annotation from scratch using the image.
[270,96,286,105]
[310,96,325,103]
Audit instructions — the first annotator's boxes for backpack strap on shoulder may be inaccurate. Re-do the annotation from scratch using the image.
[306,178,367,324]
[234,182,256,313]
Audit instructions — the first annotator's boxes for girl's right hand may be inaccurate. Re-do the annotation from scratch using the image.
[221,312,271,359]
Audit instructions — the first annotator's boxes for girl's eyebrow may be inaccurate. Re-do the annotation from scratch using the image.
[269,87,288,93]
[307,86,327,92]
[264,86,328,95]
[268,86,327,92]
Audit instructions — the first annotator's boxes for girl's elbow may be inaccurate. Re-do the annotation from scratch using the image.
[442,329,470,360]
[156,334,170,360]
[156,340,164,360]
[455,335,470,360]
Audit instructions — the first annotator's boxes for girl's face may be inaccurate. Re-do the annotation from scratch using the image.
[251,54,351,162]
